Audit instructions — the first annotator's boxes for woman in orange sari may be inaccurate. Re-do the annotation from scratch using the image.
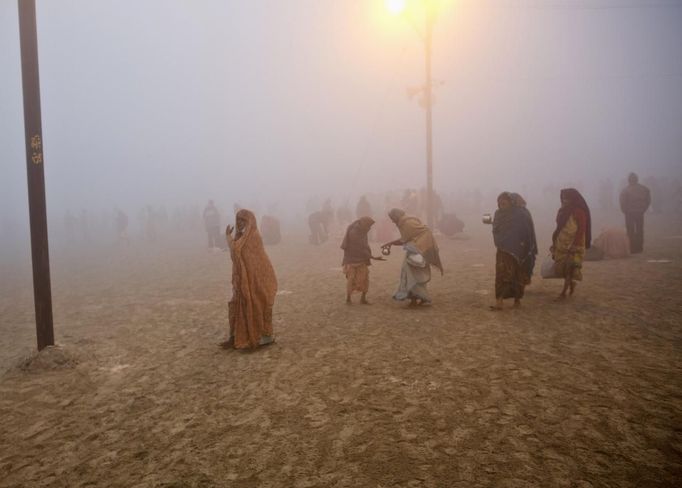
[551,188,591,299]
[220,209,277,349]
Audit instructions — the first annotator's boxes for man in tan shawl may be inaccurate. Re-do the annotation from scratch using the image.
[220,209,277,349]
[341,216,385,304]
[381,208,443,306]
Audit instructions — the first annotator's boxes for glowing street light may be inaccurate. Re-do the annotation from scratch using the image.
[385,0,407,16]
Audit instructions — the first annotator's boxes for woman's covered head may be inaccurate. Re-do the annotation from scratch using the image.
[236,209,255,231]
[358,216,375,232]
[497,192,513,209]
[509,193,527,208]
[560,188,579,207]
[388,208,405,224]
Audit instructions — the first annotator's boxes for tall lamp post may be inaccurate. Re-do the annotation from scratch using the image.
[18,0,55,351]
[387,0,438,229]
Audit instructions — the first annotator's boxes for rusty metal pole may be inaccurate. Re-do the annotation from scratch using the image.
[18,0,55,351]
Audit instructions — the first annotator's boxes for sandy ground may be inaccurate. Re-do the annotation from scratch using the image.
[0,216,681,488]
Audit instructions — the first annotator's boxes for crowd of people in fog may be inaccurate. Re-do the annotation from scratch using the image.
[47,204,206,248]
[215,172,667,350]
[1,171,675,254]
[0,172,675,351]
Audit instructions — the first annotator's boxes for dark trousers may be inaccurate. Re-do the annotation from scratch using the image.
[625,212,645,253]
[207,226,222,248]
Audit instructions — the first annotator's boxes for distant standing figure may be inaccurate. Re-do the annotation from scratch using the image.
[260,215,282,245]
[203,200,222,250]
[341,217,384,304]
[490,193,537,310]
[308,210,329,245]
[432,191,444,223]
[552,189,591,299]
[382,208,443,307]
[336,203,353,227]
[221,209,277,349]
[619,173,651,254]
[356,195,373,219]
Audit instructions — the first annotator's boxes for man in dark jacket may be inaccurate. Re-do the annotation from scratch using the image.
[619,173,651,253]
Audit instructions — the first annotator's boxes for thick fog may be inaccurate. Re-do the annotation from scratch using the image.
[1,0,681,254]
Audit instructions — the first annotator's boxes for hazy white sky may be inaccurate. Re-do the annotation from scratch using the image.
[1,0,681,216]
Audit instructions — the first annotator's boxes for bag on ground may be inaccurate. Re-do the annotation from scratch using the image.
[540,254,561,279]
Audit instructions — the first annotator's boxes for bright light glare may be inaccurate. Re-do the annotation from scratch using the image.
[385,0,407,16]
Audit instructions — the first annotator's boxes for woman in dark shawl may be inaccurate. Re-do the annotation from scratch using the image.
[509,192,538,281]
[551,188,591,299]
[340,217,383,304]
[491,192,537,310]
[221,209,277,349]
